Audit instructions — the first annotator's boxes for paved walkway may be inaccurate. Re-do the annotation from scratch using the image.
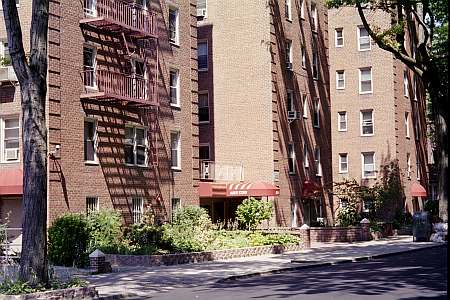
[85,236,443,299]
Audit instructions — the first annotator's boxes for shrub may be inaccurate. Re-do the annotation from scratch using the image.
[86,209,123,253]
[236,197,273,230]
[48,214,89,267]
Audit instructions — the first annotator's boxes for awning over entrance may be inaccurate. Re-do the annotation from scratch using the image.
[199,181,280,198]
[302,180,321,198]
[0,168,22,195]
[411,182,427,197]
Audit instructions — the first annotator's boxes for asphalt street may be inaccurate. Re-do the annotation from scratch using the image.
[149,245,447,300]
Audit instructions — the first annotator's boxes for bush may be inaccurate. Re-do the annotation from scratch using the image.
[336,198,361,227]
[236,197,273,230]
[86,209,123,253]
[48,214,89,267]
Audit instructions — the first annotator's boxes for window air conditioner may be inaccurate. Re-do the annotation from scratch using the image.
[288,111,299,121]
[5,148,18,161]
[286,62,293,71]
[197,9,207,17]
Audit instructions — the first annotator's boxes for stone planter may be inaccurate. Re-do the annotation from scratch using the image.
[0,286,98,300]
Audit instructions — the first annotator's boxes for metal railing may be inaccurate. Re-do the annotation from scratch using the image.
[83,0,157,36]
[200,161,244,182]
[82,69,157,105]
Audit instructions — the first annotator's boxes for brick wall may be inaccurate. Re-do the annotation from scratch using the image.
[309,226,370,243]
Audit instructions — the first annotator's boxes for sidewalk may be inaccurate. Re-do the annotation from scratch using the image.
[85,236,443,299]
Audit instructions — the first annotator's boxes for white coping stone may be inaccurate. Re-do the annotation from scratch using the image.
[360,218,370,224]
[89,249,105,258]
[300,224,310,230]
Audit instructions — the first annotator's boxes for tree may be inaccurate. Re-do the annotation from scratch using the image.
[326,0,448,220]
[236,197,273,231]
[2,0,49,285]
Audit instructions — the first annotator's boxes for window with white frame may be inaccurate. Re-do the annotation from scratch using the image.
[86,197,99,214]
[405,112,410,138]
[359,67,372,94]
[288,143,296,175]
[171,198,181,220]
[287,90,294,112]
[413,74,418,100]
[285,40,293,65]
[0,41,11,65]
[314,146,322,176]
[84,0,97,16]
[312,52,319,79]
[361,110,374,136]
[83,46,96,88]
[311,2,318,31]
[303,143,309,168]
[362,199,373,213]
[362,152,376,178]
[84,119,97,163]
[302,94,308,118]
[338,111,347,131]
[291,198,298,227]
[416,155,421,180]
[407,152,411,178]
[124,126,147,166]
[413,108,420,141]
[339,153,348,173]
[358,26,371,51]
[171,131,181,169]
[197,0,207,17]
[169,7,179,44]
[313,98,320,128]
[199,143,210,160]
[285,0,292,20]
[336,70,345,89]
[198,92,209,123]
[300,0,305,19]
[301,45,306,68]
[403,70,409,97]
[169,69,180,106]
[198,41,208,71]
[335,28,343,47]
[132,197,144,224]
[1,117,19,162]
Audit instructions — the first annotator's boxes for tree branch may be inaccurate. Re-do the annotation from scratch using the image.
[1,0,30,83]
[29,0,49,87]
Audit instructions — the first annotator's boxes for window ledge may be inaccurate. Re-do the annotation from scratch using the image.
[199,121,210,125]
[358,49,371,52]
[170,41,180,48]
[338,129,347,132]
[359,91,373,95]
[0,161,20,164]
[171,167,182,172]
[361,134,375,137]
[170,103,181,109]
[85,161,99,166]
[198,68,208,72]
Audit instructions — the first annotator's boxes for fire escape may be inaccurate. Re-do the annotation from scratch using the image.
[79,0,160,165]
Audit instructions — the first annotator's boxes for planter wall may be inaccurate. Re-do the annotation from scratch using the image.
[0,287,97,300]
[105,243,305,267]
[308,226,370,243]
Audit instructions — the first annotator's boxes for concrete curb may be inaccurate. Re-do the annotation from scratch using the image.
[217,243,446,283]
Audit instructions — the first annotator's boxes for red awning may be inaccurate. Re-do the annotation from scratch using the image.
[0,168,22,195]
[411,182,427,197]
[199,181,280,198]
[302,180,321,198]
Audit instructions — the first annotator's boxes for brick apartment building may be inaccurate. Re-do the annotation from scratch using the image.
[197,0,333,227]
[328,7,429,217]
[0,0,200,230]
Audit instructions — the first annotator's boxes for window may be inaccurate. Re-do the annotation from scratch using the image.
[286,90,294,112]
[0,41,11,65]
[403,70,409,97]
[171,198,181,220]
[291,198,298,227]
[362,152,376,178]
[198,41,208,71]
[361,110,374,136]
[132,197,144,224]
[413,74,418,100]
[285,0,292,20]
[339,153,348,173]
[169,7,179,44]
[199,143,210,160]
[335,28,344,47]
[124,126,147,166]
[313,98,320,128]
[358,26,371,51]
[413,109,420,141]
[312,52,319,79]
[1,117,19,162]
[336,70,345,89]
[300,0,305,19]
[197,0,207,17]
[405,112,410,138]
[303,143,309,168]
[83,46,96,88]
[84,119,97,163]
[311,3,318,31]
[169,69,180,106]
[338,111,347,131]
[362,199,373,213]
[288,143,296,175]
[301,45,306,68]
[171,131,181,169]
[84,0,97,16]
[86,197,99,214]
[340,199,349,208]
[314,146,322,176]
[416,155,421,180]
[198,92,209,123]
[285,40,293,65]
[302,94,308,118]
[407,153,411,178]
[359,67,372,94]
[136,0,149,9]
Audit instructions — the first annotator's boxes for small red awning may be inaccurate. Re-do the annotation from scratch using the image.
[199,181,280,198]
[411,182,427,197]
[302,180,321,198]
[0,168,23,195]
